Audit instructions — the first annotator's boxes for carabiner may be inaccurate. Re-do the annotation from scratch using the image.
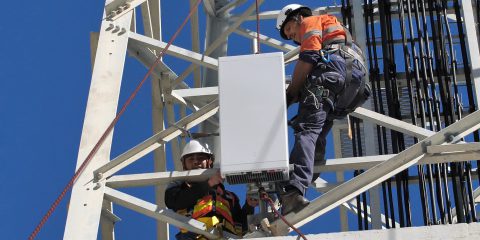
[320,49,330,63]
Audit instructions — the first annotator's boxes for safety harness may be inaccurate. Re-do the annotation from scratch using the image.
[303,23,370,119]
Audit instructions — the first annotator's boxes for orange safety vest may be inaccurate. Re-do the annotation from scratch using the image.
[299,15,347,52]
[177,187,240,236]
[192,194,234,224]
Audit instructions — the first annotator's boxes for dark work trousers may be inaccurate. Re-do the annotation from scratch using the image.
[286,53,351,196]
[312,119,333,182]
[288,102,331,196]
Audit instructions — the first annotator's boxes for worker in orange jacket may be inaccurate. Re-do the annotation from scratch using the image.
[276,4,368,215]
[165,140,259,239]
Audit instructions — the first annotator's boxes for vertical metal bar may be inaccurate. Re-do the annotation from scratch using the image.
[140,1,154,38]
[451,162,466,222]
[459,163,471,222]
[164,74,182,171]
[64,10,133,239]
[460,0,480,107]
[465,162,478,221]
[387,178,396,228]
[406,0,434,226]
[146,0,168,238]
[351,117,363,230]
[441,161,453,223]
[459,0,480,191]
[398,0,430,226]
[367,0,397,228]
[190,0,202,88]
[332,125,349,231]
[100,202,116,240]
[384,0,408,227]
[354,118,369,230]
[381,182,391,228]
[354,170,363,230]
[451,0,478,222]
[402,170,412,226]
[152,75,169,240]
[419,0,444,130]
[420,0,450,225]
[353,0,382,228]
[413,0,441,224]
[201,0,230,161]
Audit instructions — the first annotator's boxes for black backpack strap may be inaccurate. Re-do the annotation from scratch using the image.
[344,26,353,47]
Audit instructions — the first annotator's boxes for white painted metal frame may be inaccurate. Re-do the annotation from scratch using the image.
[66,1,480,239]
[269,109,480,234]
[64,7,132,239]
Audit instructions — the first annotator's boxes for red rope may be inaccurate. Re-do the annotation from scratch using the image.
[260,192,308,240]
[28,0,203,239]
[255,0,261,53]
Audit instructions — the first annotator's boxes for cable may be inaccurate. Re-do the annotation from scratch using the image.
[28,1,203,239]
[260,192,307,240]
[255,0,260,53]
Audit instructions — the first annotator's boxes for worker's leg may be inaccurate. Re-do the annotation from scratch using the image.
[288,103,329,194]
[279,100,330,214]
[312,119,333,182]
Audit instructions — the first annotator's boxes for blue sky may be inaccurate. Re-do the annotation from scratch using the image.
[0,0,385,239]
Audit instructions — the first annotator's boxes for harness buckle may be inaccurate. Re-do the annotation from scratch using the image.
[320,49,330,63]
[315,86,329,99]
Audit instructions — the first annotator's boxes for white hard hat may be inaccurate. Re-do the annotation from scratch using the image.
[276,4,312,40]
[180,140,213,162]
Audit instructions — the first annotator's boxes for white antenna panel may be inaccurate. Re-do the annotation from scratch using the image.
[218,52,289,184]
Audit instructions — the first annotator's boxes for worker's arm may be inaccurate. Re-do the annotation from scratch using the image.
[229,194,254,235]
[233,196,258,234]
[165,171,223,210]
[286,59,314,106]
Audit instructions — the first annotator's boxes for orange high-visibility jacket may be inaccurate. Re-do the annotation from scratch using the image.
[166,182,245,236]
[299,15,346,53]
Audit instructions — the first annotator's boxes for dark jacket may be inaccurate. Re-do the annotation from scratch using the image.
[165,180,254,235]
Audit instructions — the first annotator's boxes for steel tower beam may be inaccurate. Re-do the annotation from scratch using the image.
[138,0,168,237]
[171,0,264,87]
[461,0,480,106]
[66,1,480,239]
[189,0,201,88]
[270,109,480,234]
[128,33,219,69]
[104,187,219,239]
[351,0,382,230]
[234,28,296,52]
[64,9,133,239]
[105,147,480,189]
[93,99,219,180]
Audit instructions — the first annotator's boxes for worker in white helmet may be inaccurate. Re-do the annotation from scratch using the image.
[165,140,259,239]
[276,4,368,215]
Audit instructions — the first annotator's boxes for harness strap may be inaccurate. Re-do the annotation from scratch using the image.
[326,44,367,72]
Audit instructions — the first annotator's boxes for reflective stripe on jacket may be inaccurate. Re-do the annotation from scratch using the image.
[299,15,346,52]
[191,194,235,225]
[175,185,239,235]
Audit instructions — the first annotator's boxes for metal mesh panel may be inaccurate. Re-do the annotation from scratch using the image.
[226,171,288,185]
[341,87,416,158]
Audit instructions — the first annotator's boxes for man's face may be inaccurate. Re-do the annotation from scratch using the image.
[182,153,212,170]
[283,17,302,43]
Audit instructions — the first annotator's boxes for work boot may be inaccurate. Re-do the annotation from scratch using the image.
[279,188,309,215]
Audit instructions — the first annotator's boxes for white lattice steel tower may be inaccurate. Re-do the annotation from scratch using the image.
[64,0,480,239]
